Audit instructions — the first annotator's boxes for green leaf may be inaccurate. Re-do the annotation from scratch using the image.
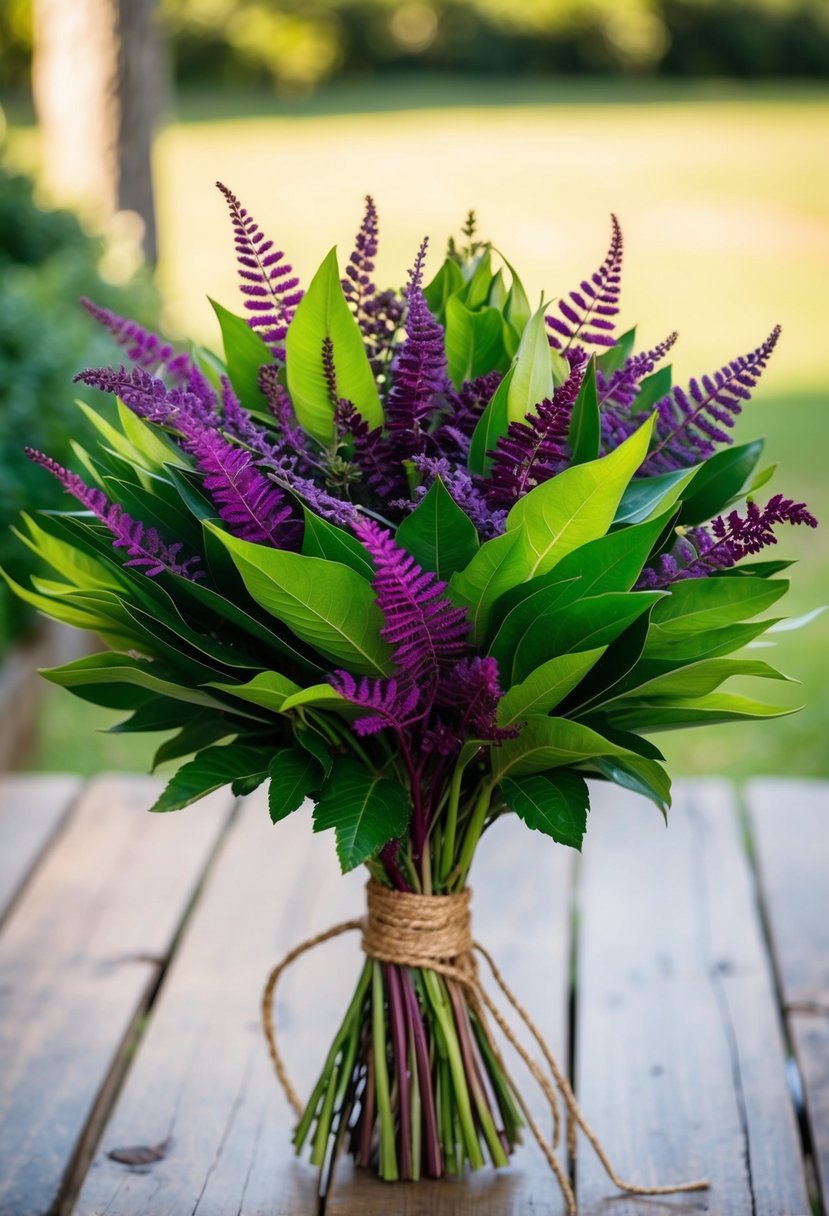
[620,657,791,700]
[150,743,275,812]
[294,726,333,780]
[285,247,382,444]
[207,524,392,675]
[647,577,788,641]
[678,440,764,526]
[501,773,590,850]
[208,671,302,712]
[396,477,479,579]
[642,615,784,664]
[41,651,229,710]
[635,365,673,411]
[449,526,531,643]
[423,257,464,323]
[301,508,374,580]
[506,300,554,424]
[153,713,240,771]
[607,693,798,733]
[445,296,507,388]
[492,715,639,780]
[593,756,671,818]
[268,748,323,823]
[595,326,637,376]
[467,365,515,476]
[13,512,123,592]
[312,758,411,872]
[497,648,606,723]
[460,249,494,309]
[209,298,272,409]
[505,413,656,580]
[499,253,532,335]
[614,464,701,525]
[279,683,363,718]
[567,356,600,465]
[117,401,187,471]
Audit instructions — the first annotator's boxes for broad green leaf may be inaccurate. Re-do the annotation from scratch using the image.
[635,365,672,411]
[607,693,798,733]
[396,477,479,579]
[279,683,363,718]
[595,326,637,376]
[423,257,464,322]
[678,440,764,526]
[506,300,554,424]
[614,464,701,525]
[445,296,507,388]
[498,648,606,724]
[567,356,600,465]
[499,252,532,334]
[294,726,333,780]
[41,651,229,709]
[449,527,531,643]
[461,249,493,309]
[642,615,784,664]
[209,671,302,712]
[312,758,411,872]
[268,748,323,823]
[556,608,658,714]
[75,400,148,470]
[501,773,590,850]
[717,560,794,579]
[620,657,790,700]
[467,366,515,476]
[1,565,134,643]
[152,714,239,771]
[301,508,374,580]
[593,756,671,818]
[13,512,123,592]
[150,743,274,812]
[491,715,639,780]
[209,298,272,409]
[648,577,788,639]
[285,247,382,444]
[505,413,656,580]
[207,525,392,675]
[117,401,187,471]
[488,267,507,310]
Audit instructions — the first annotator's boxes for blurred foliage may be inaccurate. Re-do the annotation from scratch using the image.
[2,0,829,93]
[0,158,159,655]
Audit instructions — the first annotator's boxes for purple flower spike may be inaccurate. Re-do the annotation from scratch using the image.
[597,331,679,411]
[342,195,379,321]
[438,656,519,742]
[25,448,205,580]
[547,214,623,353]
[217,181,303,359]
[80,298,195,384]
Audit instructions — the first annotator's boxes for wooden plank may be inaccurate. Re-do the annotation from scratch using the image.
[0,630,53,772]
[327,811,574,1216]
[0,774,81,922]
[73,792,368,1216]
[575,779,809,1215]
[0,774,232,1216]
[747,778,829,1211]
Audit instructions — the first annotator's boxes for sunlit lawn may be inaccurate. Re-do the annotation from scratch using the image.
[6,76,829,780]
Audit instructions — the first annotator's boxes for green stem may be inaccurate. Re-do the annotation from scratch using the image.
[454,780,496,891]
[372,962,398,1180]
[422,969,484,1170]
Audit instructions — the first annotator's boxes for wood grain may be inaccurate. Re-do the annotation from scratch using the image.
[747,778,829,1212]
[326,810,574,1216]
[575,780,809,1215]
[0,774,232,1216]
[73,792,368,1216]
[0,773,80,922]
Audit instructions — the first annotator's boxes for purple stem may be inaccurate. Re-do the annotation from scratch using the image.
[402,969,442,1176]
[385,964,413,1179]
[357,1045,375,1167]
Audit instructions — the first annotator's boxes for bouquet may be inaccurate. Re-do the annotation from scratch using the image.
[5,189,816,1206]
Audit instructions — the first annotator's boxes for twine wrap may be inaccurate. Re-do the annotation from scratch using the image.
[262,881,709,1215]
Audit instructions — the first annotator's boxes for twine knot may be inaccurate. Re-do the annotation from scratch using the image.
[362,879,472,966]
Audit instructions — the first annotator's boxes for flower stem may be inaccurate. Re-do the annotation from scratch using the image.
[372,962,398,1180]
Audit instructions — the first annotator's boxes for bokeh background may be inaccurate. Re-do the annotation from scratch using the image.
[0,0,827,783]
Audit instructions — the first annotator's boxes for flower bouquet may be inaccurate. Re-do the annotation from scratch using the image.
[5,190,816,1209]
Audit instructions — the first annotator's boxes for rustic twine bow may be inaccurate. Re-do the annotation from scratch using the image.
[262,880,709,1215]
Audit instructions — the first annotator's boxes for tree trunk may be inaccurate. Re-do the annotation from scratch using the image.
[31,0,162,262]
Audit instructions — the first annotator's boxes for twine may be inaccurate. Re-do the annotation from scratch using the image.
[262,880,709,1215]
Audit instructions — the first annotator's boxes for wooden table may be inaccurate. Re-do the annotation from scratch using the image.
[1,774,826,1215]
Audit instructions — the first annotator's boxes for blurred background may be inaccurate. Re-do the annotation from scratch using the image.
[0,0,827,783]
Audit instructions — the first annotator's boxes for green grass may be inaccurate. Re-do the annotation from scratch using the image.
[7,76,828,780]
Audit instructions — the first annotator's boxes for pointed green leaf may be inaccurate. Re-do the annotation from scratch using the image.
[301,508,374,580]
[620,657,791,700]
[285,247,382,444]
[635,365,673,411]
[209,671,302,712]
[467,366,515,476]
[596,326,637,376]
[607,693,798,732]
[492,715,639,780]
[506,300,554,424]
[567,356,600,465]
[396,477,479,579]
[313,758,411,872]
[498,648,606,724]
[209,298,272,409]
[268,748,323,823]
[501,773,589,850]
[423,257,464,323]
[678,440,764,526]
[593,756,671,818]
[445,297,507,388]
[614,464,701,525]
[150,743,275,812]
[449,526,531,643]
[206,524,392,675]
[648,577,788,640]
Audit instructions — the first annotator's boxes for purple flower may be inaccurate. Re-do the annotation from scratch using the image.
[547,215,623,353]
[80,298,194,384]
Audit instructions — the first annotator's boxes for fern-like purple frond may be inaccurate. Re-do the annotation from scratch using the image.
[342,195,379,322]
[216,181,303,359]
[431,371,503,461]
[385,240,449,459]
[409,455,507,539]
[484,355,585,508]
[328,671,421,736]
[437,656,519,742]
[547,215,623,353]
[354,517,470,689]
[597,331,678,410]
[81,298,195,384]
[644,326,781,472]
[189,429,302,549]
[75,364,217,430]
[25,449,205,580]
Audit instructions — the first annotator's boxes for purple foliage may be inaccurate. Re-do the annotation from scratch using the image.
[431,371,503,461]
[75,364,216,430]
[81,298,194,383]
[597,331,678,410]
[385,240,449,459]
[547,215,622,353]
[328,672,421,736]
[436,657,519,742]
[25,448,204,580]
[409,455,507,539]
[485,356,585,509]
[216,181,303,358]
[644,327,781,472]
[335,398,404,499]
[342,195,379,322]
[637,494,817,588]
